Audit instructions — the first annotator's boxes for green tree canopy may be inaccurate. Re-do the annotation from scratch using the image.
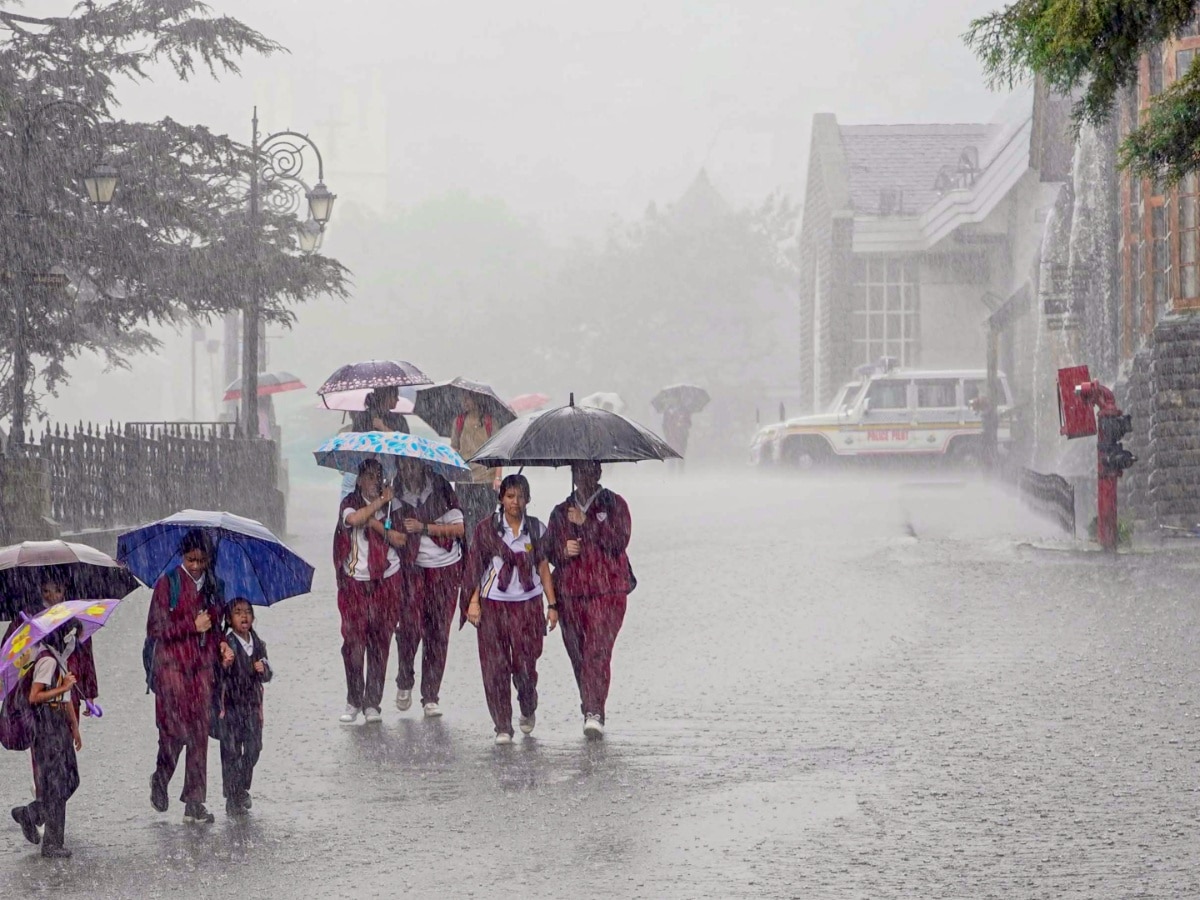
[0,2,349,428]
[966,0,1200,181]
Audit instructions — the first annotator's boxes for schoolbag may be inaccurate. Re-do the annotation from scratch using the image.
[143,569,223,695]
[0,667,35,751]
[455,413,493,439]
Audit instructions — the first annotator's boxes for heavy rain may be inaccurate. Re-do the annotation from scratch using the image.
[1,1,1199,897]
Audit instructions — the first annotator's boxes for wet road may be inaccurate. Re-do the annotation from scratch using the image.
[3,468,1200,898]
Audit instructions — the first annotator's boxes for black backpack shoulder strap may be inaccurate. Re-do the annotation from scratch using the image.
[167,568,182,611]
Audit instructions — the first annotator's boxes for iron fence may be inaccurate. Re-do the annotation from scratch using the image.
[1000,462,1077,536]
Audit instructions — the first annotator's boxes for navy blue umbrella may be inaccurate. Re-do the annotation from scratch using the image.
[116,510,314,607]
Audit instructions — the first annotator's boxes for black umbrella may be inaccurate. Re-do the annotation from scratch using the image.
[0,540,142,620]
[652,383,711,414]
[317,359,433,402]
[413,377,517,437]
[467,396,680,467]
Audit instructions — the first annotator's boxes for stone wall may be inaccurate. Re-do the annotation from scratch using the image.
[1145,317,1200,526]
[0,455,58,545]
[1117,347,1153,522]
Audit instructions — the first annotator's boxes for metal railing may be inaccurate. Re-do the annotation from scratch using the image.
[1000,462,1076,535]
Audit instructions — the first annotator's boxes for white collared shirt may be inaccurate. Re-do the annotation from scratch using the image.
[482,517,547,602]
[396,484,464,569]
[574,487,603,513]
[341,504,402,580]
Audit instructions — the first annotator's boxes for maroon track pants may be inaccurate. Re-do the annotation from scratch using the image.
[477,597,544,736]
[154,728,208,804]
[338,572,401,711]
[394,561,463,705]
[558,593,627,723]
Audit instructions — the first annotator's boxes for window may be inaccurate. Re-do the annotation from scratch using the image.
[1153,204,1170,317]
[1178,47,1197,77]
[1179,173,1200,300]
[851,257,920,367]
[963,380,986,406]
[1150,46,1164,95]
[865,380,909,410]
[916,380,957,408]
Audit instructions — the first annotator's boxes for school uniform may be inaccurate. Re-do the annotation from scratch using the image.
[334,491,403,712]
[216,628,271,808]
[28,648,79,854]
[462,513,549,736]
[546,488,634,725]
[146,568,223,805]
[391,474,464,707]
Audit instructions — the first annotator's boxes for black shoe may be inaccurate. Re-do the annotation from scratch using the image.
[40,844,71,859]
[150,775,168,813]
[240,791,252,811]
[11,806,39,845]
[183,802,214,824]
[225,797,247,818]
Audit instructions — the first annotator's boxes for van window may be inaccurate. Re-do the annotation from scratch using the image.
[916,379,957,408]
[865,380,909,410]
[963,380,987,405]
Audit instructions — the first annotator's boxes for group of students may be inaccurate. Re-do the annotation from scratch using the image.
[336,453,634,743]
[6,530,273,859]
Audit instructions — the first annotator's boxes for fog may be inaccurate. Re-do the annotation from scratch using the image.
[32,0,1012,462]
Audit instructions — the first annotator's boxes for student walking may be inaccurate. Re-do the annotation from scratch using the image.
[390,457,465,717]
[334,459,403,724]
[216,598,272,817]
[463,474,558,744]
[546,462,635,738]
[146,529,226,824]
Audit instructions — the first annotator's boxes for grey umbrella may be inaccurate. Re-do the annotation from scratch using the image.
[413,377,517,437]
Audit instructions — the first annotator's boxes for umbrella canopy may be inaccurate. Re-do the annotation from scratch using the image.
[116,511,314,607]
[510,392,551,414]
[578,392,626,414]
[0,540,141,620]
[317,386,416,414]
[414,377,517,437]
[222,370,306,402]
[317,360,432,406]
[652,384,711,414]
[314,431,469,481]
[1,598,123,700]
[468,399,680,467]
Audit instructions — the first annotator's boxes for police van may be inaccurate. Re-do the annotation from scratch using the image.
[751,361,1013,468]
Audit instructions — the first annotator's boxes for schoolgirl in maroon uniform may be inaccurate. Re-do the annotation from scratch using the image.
[546,462,634,737]
[333,458,403,724]
[463,474,558,744]
[146,529,226,824]
[390,457,465,717]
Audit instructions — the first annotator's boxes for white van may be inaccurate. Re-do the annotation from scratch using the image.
[751,365,1013,468]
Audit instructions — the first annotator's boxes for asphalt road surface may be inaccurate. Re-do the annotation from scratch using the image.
[3,468,1198,898]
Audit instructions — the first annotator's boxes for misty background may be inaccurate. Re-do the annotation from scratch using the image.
[37,0,1013,465]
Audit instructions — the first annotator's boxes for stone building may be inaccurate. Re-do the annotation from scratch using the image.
[796,86,1070,414]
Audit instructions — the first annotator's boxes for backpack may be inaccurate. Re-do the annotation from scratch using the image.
[142,570,224,695]
[0,667,35,751]
[455,413,493,439]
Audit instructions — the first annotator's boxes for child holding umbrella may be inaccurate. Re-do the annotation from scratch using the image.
[146,529,227,824]
[546,461,634,738]
[334,458,402,724]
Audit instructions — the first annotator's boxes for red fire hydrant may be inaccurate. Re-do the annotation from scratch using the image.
[1057,366,1136,551]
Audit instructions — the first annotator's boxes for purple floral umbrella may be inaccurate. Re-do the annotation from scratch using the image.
[1,598,124,715]
[317,360,432,409]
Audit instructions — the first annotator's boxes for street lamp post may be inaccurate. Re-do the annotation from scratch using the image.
[7,100,117,448]
[242,107,335,438]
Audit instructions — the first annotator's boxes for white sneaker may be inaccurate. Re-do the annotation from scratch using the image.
[395,689,413,711]
[519,713,536,735]
[583,715,604,738]
[423,702,442,718]
[339,705,360,724]
[364,707,383,723]
[494,732,512,745]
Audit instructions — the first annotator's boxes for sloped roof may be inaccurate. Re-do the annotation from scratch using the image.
[839,123,996,215]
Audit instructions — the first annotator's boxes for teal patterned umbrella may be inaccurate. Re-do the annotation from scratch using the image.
[313,431,468,481]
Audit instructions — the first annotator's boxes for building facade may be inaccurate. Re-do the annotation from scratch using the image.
[797,87,1070,415]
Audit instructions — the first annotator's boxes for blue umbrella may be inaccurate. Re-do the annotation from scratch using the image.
[313,431,469,481]
[116,510,314,607]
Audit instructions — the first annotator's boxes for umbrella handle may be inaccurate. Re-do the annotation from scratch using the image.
[83,697,102,719]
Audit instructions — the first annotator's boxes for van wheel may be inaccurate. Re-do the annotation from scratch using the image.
[947,438,982,468]
[782,437,831,470]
